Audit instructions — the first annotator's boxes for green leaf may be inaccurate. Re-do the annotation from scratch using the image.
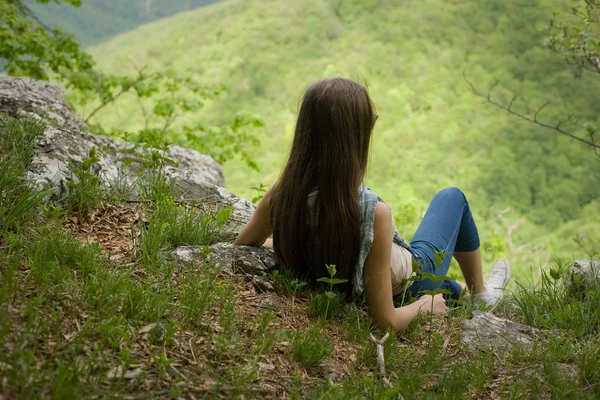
[434,249,449,267]
[326,264,337,278]
[216,206,233,226]
[431,275,454,282]
[328,278,348,286]
[412,258,422,272]
[549,268,561,281]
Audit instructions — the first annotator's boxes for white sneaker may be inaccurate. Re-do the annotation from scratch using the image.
[473,260,511,312]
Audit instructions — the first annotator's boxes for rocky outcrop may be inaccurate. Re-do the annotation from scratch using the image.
[0,76,253,234]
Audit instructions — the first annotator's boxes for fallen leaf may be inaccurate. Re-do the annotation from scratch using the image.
[106,366,124,379]
[139,323,156,334]
[124,368,144,379]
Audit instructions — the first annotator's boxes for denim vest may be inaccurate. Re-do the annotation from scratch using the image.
[354,185,410,295]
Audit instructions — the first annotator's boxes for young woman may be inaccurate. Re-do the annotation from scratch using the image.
[234,78,510,332]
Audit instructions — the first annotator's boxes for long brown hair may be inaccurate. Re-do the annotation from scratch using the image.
[269,78,376,293]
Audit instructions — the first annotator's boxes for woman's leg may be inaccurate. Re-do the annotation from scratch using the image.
[408,187,485,300]
[454,249,485,293]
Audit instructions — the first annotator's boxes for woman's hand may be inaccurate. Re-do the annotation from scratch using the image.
[417,294,448,315]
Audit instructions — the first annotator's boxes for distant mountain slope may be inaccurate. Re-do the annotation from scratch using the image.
[25,0,220,46]
[85,0,600,273]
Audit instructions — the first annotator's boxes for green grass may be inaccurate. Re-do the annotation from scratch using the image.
[0,118,51,235]
[290,325,332,369]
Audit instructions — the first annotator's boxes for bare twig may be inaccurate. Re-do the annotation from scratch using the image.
[84,70,157,123]
[496,207,525,266]
[464,73,600,149]
[136,96,151,130]
[584,0,600,22]
[369,333,391,387]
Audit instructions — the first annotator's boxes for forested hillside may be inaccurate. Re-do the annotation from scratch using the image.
[83,0,600,279]
[24,0,220,45]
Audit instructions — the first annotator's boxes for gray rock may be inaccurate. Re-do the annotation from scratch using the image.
[0,76,120,198]
[461,311,540,353]
[565,260,600,298]
[170,243,278,291]
[209,243,277,276]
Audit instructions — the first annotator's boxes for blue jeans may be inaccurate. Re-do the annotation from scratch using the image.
[407,187,480,301]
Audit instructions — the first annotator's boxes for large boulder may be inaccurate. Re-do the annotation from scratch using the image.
[0,76,253,233]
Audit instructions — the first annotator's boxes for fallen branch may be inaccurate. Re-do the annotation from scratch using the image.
[369,332,391,387]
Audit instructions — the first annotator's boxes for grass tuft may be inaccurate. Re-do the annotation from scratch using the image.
[290,325,332,369]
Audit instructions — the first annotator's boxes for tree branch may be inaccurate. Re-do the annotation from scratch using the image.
[84,71,156,124]
[464,73,600,149]
[7,0,53,32]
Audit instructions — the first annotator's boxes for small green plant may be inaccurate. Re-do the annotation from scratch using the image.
[409,249,455,346]
[135,217,169,269]
[66,146,103,220]
[289,279,307,310]
[149,321,179,346]
[40,203,67,221]
[269,268,301,294]
[152,351,174,376]
[308,264,348,321]
[250,183,268,204]
[290,325,332,369]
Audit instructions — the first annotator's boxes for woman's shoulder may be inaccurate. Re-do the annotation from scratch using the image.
[374,200,392,221]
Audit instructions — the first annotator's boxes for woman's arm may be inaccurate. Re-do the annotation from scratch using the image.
[363,203,447,332]
[233,187,274,247]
